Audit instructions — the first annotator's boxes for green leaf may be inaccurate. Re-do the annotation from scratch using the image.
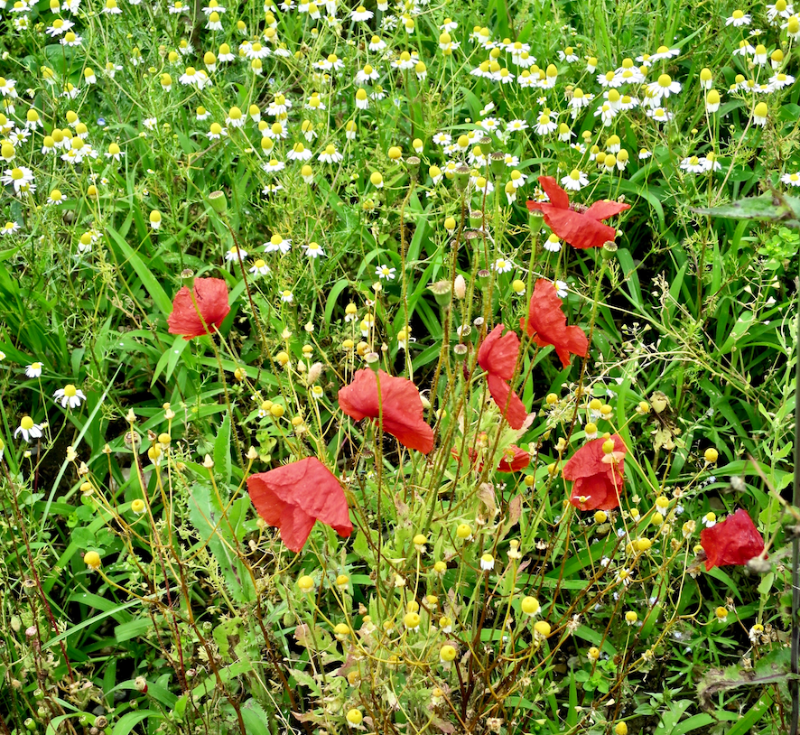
[214,413,233,484]
[112,710,165,735]
[692,192,800,226]
[188,484,256,603]
[106,225,173,316]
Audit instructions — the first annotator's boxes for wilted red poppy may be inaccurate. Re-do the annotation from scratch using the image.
[248,457,353,552]
[477,325,527,430]
[526,176,630,250]
[497,445,531,472]
[563,435,627,511]
[168,277,231,340]
[338,369,434,453]
[700,509,765,571]
[521,279,589,368]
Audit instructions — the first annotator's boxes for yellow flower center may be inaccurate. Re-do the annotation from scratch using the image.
[64,385,77,397]
[21,416,34,430]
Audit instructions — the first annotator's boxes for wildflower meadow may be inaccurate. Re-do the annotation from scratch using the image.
[1,0,800,733]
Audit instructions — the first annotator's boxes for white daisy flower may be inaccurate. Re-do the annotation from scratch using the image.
[53,384,87,408]
[376,264,396,280]
[561,169,589,191]
[15,416,43,442]
[249,259,270,276]
[725,9,751,26]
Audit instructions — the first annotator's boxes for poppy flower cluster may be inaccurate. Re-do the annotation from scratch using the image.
[522,279,589,368]
[338,369,434,453]
[477,325,527,430]
[167,277,230,339]
[563,434,627,510]
[526,176,631,250]
[700,508,765,570]
[248,457,353,552]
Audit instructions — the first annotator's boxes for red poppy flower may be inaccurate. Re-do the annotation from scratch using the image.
[338,369,434,454]
[497,445,531,472]
[526,176,630,250]
[521,279,589,368]
[247,457,353,552]
[168,277,231,340]
[700,509,765,571]
[563,435,627,511]
[477,325,527,430]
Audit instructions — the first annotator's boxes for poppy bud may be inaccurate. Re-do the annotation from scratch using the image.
[454,274,467,299]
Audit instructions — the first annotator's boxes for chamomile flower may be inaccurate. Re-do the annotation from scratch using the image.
[561,169,588,191]
[767,0,794,20]
[225,246,247,262]
[376,264,396,280]
[351,5,372,20]
[265,234,292,254]
[287,142,312,161]
[2,166,35,194]
[781,171,800,187]
[492,257,513,273]
[543,233,562,252]
[368,35,387,52]
[506,119,529,133]
[733,39,756,56]
[649,45,679,61]
[46,18,74,35]
[701,152,722,172]
[53,384,87,408]
[26,362,43,378]
[15,416,43,442]
[1,221,20,236]
[646,107,673,123]
[725,9,751,26]
[680,155,706,173]
[318,143,343,163]
[304,241,325,258]
[261,158,285,174]
[280,290,294,303]
[769,71,795,89]
[249,259,270,276]
[61,31,83,47]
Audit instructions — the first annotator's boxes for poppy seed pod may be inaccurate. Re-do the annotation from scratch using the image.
[208,190,227,214]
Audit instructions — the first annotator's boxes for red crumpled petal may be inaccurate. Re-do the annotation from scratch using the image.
[700,509,765,571]
[563,435,626,511]
[521,280,589,368]
[338,369,434,454]
[537,175,570,210]
[569,475,621,511]
[584,199,632,221]
[168,277,231,340]
[477,324,520,380]
[539,206,619,250]
[497,444,531,472]
[486,374,527,430]
[248,457,353,552]
[526,176,628,250]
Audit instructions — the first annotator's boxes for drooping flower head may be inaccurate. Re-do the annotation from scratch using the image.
[167,277,230,339]
[497,444,531,472]
[338,369,434,453]
[563,434,627,510]
[248,457,353,552]
[477,325,527,430]
[521,279,589,368]
[526,176,630,250]
[700,509,765,571]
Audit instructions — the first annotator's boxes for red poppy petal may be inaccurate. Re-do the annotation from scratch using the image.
[278,504,317,552]
[487,374,527,430]
[478,324,519,380]
[247,458,353,553]
[338,370,434,453]
[583,200,631,222]
[537,176,570,210]
[497,445,531,472]
[569,476,620,510]
[167,278,231,340]
[522,280,589,368]
[700,509,765,570]
[541,208,618,250]
[563,435,627,481]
